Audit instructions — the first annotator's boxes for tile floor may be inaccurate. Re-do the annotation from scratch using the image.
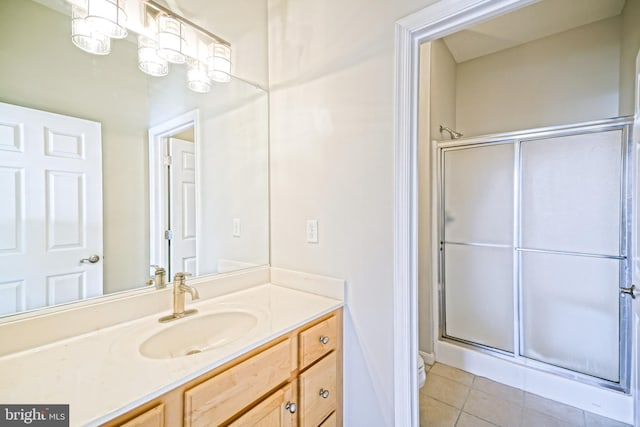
[420,362,632,427]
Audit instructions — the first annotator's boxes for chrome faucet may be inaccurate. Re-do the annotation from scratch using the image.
[147,265,167,289]
[159,272,200,323]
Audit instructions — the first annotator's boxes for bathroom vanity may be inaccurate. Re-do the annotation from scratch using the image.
[0,268,344,427]
[103,309,342,427]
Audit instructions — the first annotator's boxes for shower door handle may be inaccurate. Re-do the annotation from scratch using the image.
[621,285,637,299]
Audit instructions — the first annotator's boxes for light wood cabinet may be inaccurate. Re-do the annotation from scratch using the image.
[103,309,342,427]
[228,382,297,427]
[119,404,164,427]
[299,352,337,426]
[184,338,294,427]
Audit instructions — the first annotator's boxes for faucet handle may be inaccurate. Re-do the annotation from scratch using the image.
[173,272,192,283]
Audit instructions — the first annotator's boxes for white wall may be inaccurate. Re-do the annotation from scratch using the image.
[417,40,457,356]
[620,0,640,115]
[268,0,438,424]
[456,16,621,136]
[0,0,150,294]
[199,96,270,274]
[178,0,269,88]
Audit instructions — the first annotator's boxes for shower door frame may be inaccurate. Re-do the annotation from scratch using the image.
[436,116,634,393]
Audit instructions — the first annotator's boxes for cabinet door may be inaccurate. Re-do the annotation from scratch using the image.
[299,316,337,369]
[228,382,297,427]
[185,338,294,427]
[299,352,337,426]
[319,412,336,427]
[119,404,164,427]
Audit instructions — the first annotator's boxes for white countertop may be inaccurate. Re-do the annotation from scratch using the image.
[0,283,343,426]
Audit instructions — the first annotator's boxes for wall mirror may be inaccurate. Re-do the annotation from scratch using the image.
[0,0,270,318]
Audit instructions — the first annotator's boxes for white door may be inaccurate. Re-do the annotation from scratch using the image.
[0,102,103,315]
[169,137,197,276]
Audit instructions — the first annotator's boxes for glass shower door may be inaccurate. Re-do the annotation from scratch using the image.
[442,143,515,352]
[519,131,625,382]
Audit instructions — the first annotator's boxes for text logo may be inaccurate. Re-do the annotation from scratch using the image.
[0,405,69,426]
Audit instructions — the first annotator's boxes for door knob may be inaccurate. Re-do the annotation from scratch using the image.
[319,336,330,345]
[80,255,100,264]
[319,388,330,399]
[284,401,297,413]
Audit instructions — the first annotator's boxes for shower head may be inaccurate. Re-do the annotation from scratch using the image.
[440,125,463,140]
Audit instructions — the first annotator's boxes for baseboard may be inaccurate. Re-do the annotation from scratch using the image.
[419,350,435,366]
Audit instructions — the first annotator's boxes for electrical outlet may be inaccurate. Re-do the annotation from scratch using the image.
[233,218,241,237]
[306,219,318,243]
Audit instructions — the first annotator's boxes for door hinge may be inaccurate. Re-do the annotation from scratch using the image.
[164,155,173,166]
[164,229,173,240]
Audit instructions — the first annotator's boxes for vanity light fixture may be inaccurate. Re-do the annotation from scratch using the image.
[138,35,169,77]
[156,15,186,64]
[71,6,111,55]
[207,43,231,83]
[85,0,128,39]
[187,60,211,93]
[66,0,232,93]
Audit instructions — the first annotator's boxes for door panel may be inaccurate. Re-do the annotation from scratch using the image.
[444,244,514,352]
[0,102,103,314]
[169,137,197,277]
[443,143,514,245]
[521,131,622,255]
[521,251,620,381]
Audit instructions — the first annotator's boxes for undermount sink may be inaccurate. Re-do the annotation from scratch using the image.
[139,309,260,359]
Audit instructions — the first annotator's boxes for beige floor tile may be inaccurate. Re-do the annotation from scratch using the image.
[430,363,475,386]
[456,412,496,427]
[472,377,524,405]
[521,408,581,427]
[424,373,471,408]
[584,411,632,427]
[462,389,522,427]
[524,393,585,425]
[420,395,461,427]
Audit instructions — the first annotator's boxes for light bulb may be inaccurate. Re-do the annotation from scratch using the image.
[85,0,128,39]
[71,6,111,55]
[207,43,231,83]
[187,60,211,93]
[138,35,168,77]
[157,15,186,64]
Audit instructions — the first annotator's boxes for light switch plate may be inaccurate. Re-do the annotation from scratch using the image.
[233,218,241,237]
[306,219,318,243]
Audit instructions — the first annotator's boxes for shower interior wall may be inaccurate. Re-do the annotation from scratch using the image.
[418,4,640,356]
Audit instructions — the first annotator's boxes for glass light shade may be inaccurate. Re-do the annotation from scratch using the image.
[187,60,211,93]
[138,36,168,77]
[85,0,128,39]
[207,43,231,83]
[157,15,186,64]
[71,6,111,55]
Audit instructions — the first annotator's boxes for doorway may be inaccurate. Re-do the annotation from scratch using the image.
[393,0,640,425]
[149,110,200,280]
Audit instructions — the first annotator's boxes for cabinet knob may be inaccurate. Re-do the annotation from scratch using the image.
[319,388,330,399]
[319,336,330,345]
[285,401,297,414]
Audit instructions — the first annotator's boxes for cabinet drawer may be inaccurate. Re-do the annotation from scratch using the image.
[319,412,336,427]
[299,352,337,426]
[119,404,164,427]
[299,316,337,369]
[185,338,294,427]
[228,382,296,427]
